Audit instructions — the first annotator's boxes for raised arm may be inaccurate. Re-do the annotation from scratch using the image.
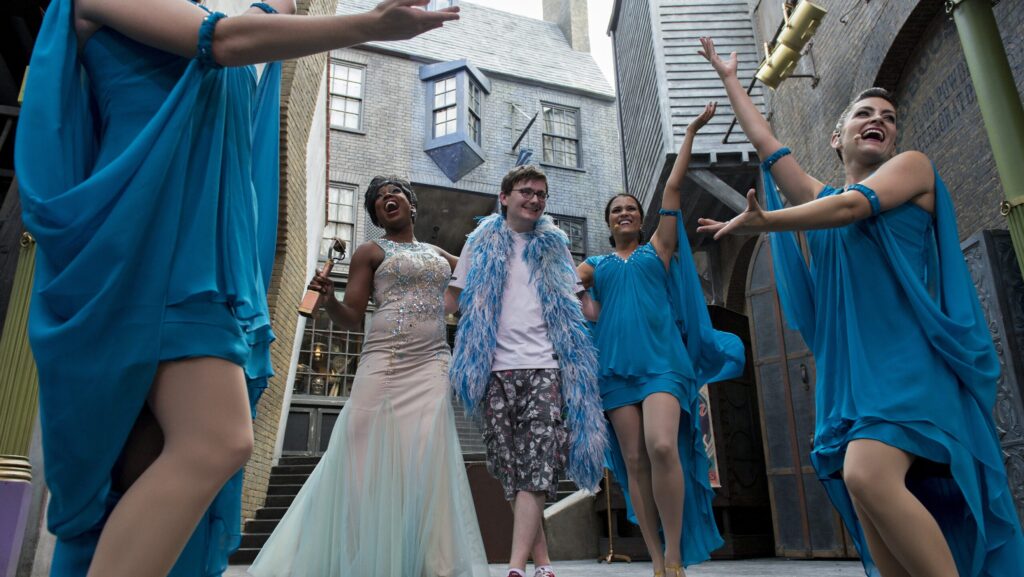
[698,37,822,206]
[75,0,459,67]
[650,101,716,261]
[313,241,382,330]
[697,151,935,238]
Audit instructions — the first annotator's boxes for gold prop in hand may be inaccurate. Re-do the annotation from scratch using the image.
[298,238,347,317]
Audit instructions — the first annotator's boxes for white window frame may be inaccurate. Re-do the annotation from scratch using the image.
[329,61,365,132]
[542,103,582,169]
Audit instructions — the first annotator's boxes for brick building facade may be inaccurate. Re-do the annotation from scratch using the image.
[275,0,624,460]
[748,0,1023,240]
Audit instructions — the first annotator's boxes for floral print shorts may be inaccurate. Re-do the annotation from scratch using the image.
[483,369,568,501]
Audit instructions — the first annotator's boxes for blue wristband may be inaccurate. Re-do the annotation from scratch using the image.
[250,2,278,14]
[196,11,227,69]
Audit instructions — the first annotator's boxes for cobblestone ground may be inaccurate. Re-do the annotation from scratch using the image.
[228,558,864,576]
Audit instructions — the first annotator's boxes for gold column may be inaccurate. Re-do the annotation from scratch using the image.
[0,232,38,483]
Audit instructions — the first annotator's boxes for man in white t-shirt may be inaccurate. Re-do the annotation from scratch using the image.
[447,165,601,577]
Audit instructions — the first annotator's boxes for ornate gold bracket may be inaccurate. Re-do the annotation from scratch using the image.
[0,455,32,483]
[999,196,1024,217]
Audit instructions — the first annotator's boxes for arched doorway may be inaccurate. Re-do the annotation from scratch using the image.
[745,236,857,559]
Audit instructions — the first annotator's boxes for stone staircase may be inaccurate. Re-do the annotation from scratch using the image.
[230,455,316,564]
[230,400,491,565]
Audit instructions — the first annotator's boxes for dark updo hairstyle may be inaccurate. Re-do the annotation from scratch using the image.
[604,193,646,248]
[364,175,418,227]
[833,87,897,161]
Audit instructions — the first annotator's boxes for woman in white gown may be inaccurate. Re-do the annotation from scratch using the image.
[249,176,489,577]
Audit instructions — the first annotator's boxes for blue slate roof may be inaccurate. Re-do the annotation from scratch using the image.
[335,0,615,99]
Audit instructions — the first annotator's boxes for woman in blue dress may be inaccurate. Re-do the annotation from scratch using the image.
[697,37,1024,577]
[577,102,745,577]
[15,2,457,576]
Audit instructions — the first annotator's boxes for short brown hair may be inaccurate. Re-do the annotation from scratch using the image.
[499,165,548,215]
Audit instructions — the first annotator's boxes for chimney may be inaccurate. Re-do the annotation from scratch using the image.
[542,0,590,52]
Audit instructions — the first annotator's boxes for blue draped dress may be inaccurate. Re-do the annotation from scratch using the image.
[762,148,1024,577]
[584,210,745,566]
[15,1,280,575]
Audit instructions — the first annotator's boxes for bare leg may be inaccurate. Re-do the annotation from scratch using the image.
[850,500,911,577]
[843,439,957,577]
[642,393,685,575]
[509,491,547,571]
[608,405,665,573]
[112,406,163,493]
[87,358,254,577]
[530,521,551,566]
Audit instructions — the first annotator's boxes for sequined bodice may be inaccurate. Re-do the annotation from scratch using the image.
[361,239,451,362]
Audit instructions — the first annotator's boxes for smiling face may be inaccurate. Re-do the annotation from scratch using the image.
[605,194,644,242]
[500,177,547,232]
[832,95,898,165]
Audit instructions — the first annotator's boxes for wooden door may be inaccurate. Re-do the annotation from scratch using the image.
[746,236,857,558]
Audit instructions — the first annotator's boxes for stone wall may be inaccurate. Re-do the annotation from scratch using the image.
[240,0,336,519]
[747,0,1024,240]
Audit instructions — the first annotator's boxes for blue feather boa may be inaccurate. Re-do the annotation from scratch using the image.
[451,214,608,491]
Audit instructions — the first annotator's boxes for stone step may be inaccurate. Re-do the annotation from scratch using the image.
[267,484,303,496]
[265,494,296,508]
[240,533,270,549]
[255,507,289,520]
[277,456,320,466]
[229,547,259,565]
[244,519,281,534]
[267,473,310,486]
[271,463,316,476]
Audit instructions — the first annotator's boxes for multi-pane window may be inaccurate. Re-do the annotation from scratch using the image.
[322,183,357,258]
[427,0,458,8]
[467,81,482,144]
[550,215,587,264]
[542,104,581,168]
[433,76,458,137]
[330,62,364,131]
[293,307,364,398]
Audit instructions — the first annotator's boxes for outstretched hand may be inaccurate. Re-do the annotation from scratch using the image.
[697,189,767,239]
[688,101,717,134]
[370,0,460,41]
[698,37,738,79]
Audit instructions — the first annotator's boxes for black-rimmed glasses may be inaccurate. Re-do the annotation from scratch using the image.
[511,187,549,201]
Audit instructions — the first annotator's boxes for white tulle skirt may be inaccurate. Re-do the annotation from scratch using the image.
[248,353,489,577]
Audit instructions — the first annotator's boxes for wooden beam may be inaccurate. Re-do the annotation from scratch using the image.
[687,168,747,214]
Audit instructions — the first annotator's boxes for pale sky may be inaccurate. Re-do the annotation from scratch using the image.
[464,0,617,91]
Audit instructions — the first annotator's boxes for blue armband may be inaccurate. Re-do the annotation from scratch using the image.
[761,147,792,170]
[847,183,881,216]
